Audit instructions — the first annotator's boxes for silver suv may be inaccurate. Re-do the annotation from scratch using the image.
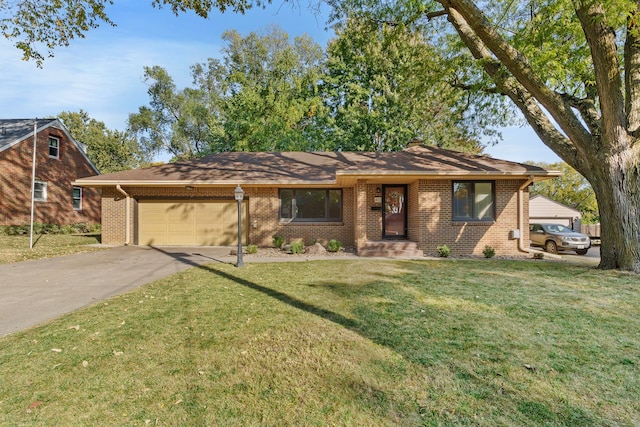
[529,223,591,255]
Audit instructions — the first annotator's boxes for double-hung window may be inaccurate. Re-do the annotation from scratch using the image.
[72,187,82,210]
[34,181,47,202]
[452,181,495,221]
[279,189,342,222]
[49,136,59,159]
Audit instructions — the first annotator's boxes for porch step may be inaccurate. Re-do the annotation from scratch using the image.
[358,240,424,258]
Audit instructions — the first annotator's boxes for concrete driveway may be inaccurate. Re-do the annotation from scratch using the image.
[0,246,231,337]
[559,245,601,263]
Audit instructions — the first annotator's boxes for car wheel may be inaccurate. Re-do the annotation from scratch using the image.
[545,240,558,254]
[575,249,588,255]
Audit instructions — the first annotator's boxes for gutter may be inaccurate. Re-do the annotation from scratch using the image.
[115,185,131,246]
[518,176,561,259]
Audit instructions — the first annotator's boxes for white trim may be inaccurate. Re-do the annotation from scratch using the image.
[72,186,83,210]
[48,136,60,159]
[34,180,47,202]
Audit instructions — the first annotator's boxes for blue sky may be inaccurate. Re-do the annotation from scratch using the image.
[0,0,560,164]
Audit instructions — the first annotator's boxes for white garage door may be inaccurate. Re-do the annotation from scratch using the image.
[138,200,247,246]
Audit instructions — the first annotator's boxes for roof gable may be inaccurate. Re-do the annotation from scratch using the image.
[0,118,99,174]
[0,118,58,151]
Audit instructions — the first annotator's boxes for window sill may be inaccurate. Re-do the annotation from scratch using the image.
[280,221,344,226]
[452,220,496,226]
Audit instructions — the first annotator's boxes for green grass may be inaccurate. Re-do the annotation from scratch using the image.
[1,259,639,426]
[0,234,104,264]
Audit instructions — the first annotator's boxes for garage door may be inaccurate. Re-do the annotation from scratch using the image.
[138,200,247,246]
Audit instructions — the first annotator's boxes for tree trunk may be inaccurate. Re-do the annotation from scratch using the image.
[584,144,640,272]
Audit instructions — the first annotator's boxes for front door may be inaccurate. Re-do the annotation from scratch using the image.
[382,185,407,239]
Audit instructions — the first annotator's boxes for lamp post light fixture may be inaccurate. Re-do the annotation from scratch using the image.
[234,184,245,267]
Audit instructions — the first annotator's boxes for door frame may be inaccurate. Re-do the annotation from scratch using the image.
[382,184,408,239]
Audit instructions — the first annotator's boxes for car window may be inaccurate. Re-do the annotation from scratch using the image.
[544,224,571,233]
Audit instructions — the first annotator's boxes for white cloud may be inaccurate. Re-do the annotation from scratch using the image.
[0,36,218,130]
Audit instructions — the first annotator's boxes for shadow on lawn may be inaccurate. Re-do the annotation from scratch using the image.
[148,245,445,366]
[148,246,604,425]
[149,245,361,329]
[149,246,420,419]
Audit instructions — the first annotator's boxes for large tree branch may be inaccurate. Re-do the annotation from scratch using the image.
[559,93,601,135]
[574,1,628,149]
[437,0,594,147]
[445,8,578,164]
[625,1,640,135]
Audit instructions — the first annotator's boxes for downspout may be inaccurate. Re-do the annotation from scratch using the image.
[518,176,535,255]
[116,184,130,246]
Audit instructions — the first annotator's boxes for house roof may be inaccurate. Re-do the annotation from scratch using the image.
[0,118,58,150]
[75,145,559,188]
[0,118,100,174]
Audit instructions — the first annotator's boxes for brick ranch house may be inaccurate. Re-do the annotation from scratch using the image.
[74,144,559,257]
[0,118,101,226]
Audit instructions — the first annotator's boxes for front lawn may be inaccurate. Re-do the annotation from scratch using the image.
[0,234,104,264]
[1,259,638,425]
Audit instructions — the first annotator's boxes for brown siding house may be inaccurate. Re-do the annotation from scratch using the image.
[75,145,559,257]
[0,119,101,226]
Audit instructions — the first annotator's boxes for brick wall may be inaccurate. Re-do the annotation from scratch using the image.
[407,182,420,242]
[0,129,100,226]
[417,179,527,256]
[364,184,382,241]
[99,178,530,256]
[100,185,354,247]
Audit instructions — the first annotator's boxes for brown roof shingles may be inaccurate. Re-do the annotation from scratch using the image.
[75,145,556,187]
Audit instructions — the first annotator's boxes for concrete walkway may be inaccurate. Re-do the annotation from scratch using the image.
[0,246,230,337]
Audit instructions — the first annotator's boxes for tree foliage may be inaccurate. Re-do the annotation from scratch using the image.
[59,110,147,173]
[131,24,486,159]
[322,17,487,152]
[1,0,114,65]
[0,0,266,65]
[128,65,225,160]
[216,27,327,151]
[128,26,327,159]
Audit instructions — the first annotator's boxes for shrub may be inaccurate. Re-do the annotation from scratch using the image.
[1,223,100,236]
[436,244,450,258]
[3,225,28,235]
[327,239,342,252]
[246,244,258,254]
[290,241,304,254]
[533,252,545,260]
[483,245,496,259]
[273,235,285,248]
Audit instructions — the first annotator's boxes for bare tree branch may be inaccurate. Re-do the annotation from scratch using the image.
[559,93,601,135]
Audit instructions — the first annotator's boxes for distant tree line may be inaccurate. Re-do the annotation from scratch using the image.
[61,23,506,170]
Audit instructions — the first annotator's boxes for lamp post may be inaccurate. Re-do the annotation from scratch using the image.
[234,184,244,267]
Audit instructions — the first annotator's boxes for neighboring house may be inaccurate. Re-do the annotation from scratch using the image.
[529,194,581,231]
[74,144,558,256]
[0,118,101,226]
